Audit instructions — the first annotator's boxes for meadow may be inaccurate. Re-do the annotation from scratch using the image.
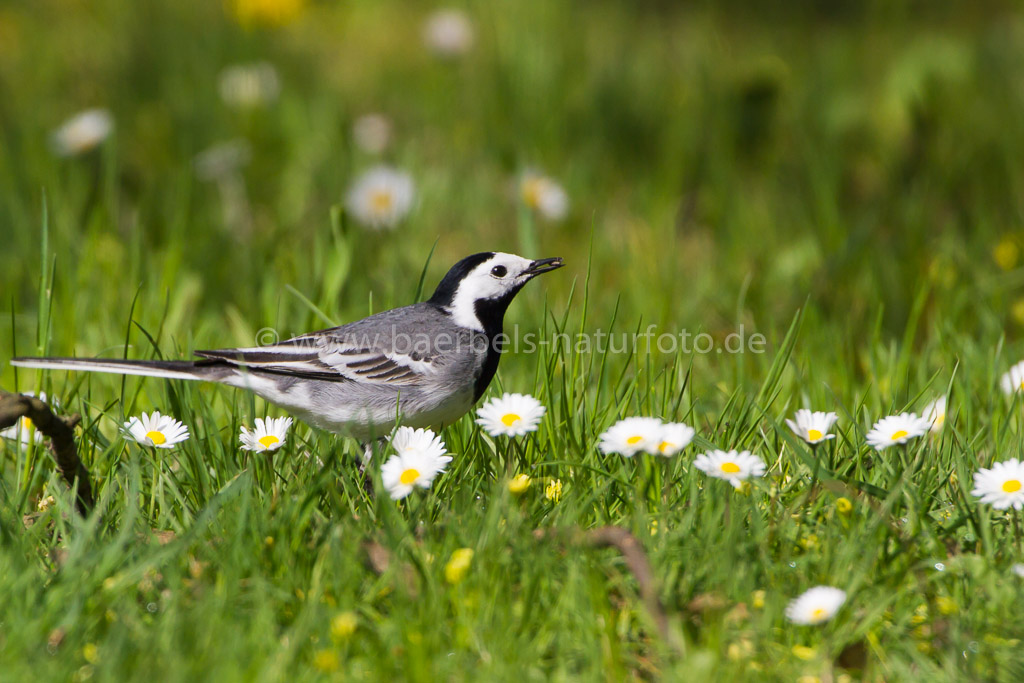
[3,0,1024,680]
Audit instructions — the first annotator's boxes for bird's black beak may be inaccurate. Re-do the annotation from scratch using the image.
[524,257,564,276]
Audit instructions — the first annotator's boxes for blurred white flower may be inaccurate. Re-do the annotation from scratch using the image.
[520,171,569,221]
[1000,360,1024,395]
[194,140,251,180]
[476,393,546,437]
[124,411,190,449]
[240,416,293,452]
[656,422,695,457]
[51,109,113,157]
[345,165,415,229]
[693,449,766,488]
[352,113,392,155]
[218,62,280,108]
[785,586,847,625]
[865,413,931,450]
[422,9,474,58]
[785,409,838,445]
[922,396,947,433]
[971,459,1024,510]
[598,417,663,456]
[0,392,49,449]
[194,140,253,239]
[382,426,452,499]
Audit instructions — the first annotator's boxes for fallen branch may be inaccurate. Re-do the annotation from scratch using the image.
[0,390,94,515]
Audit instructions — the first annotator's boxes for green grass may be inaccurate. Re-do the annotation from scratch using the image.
[4,0,1024,680]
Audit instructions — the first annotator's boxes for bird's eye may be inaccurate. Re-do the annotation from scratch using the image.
[491,265,508,278]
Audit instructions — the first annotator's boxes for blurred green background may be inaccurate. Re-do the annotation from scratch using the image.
[3,0,1024,369]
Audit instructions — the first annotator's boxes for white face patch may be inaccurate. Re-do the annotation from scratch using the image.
[446,253,536,331]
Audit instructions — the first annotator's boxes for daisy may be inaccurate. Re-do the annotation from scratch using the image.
[0,391,49,449]
[239,416,293,452]
[124,411,190,449]
[389,426,448,460]
[785,409,838,445]
[381,426,452,500]
[655,422,696,457]
[218,62,280,108]
[971,459,1024,510]
[345,166,415,230]
[422,9,474,58]
[51,109,113,157]
[352,113,392,155]
[476,393,546,437]
[1001,360,1024,395]
[598,417,664,456]
[865,413,931,450]
[922,396,947,433]
[693,450,766,488]
[520,171,569,221]
[785,586,846,625]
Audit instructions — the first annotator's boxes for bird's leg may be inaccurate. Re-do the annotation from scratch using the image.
[357,437,386,497]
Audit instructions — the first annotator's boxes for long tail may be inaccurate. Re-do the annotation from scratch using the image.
[10,356,234,382]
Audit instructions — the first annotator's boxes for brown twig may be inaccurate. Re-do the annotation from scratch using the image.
[0,390,94,515]
[534,525,681,654]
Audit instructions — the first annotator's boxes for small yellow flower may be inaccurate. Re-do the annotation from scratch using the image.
[445,548,474,585]
[312,648,339,672]
[727,639,753,660]
[791,645,817,661]
[1013,299,1024,326]
[797,676,821,683]
[229,0,306,27]
[835,497,852,514]
[545,479,563,502]
[82,643,99,664]
[264,536,275,547]
[330,611,357,641]
[649,519,659,536]
[994,237,1019,271]
[508,474,531,495]
[935,596,956,615]
[799,534,819,550]
[751,590,766,609]
[910,604,928,625]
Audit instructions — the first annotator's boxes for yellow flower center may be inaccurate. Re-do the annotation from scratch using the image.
[501,413,521,427]
[934,414,945,426]
[720,462,741,474]
[521,178,543,209]
[807,428,823,441]
[1002,479,1022,493]
[658,441,673,453]
[399,468,420,485]
[626,435,643,445]
[22,417,33,431]
[258,435,280,449]
[811,607,826,620]
[146,431,167,446]
[370,189,393,213]
[890,430,908,441]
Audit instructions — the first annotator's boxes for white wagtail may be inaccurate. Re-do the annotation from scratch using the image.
[11,252,563,441]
